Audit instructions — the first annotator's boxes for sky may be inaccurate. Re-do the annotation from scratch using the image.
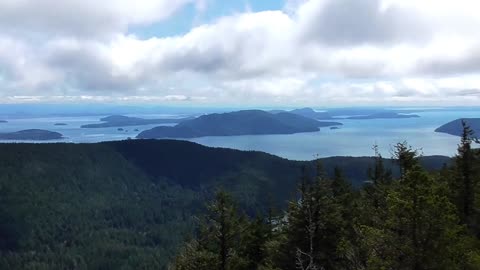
[0,0,480,107]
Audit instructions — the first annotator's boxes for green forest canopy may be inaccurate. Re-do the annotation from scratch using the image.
[0,128,477,269]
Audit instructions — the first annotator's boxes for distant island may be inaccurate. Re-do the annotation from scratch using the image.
[345,112,420,120]
[0,129,63,140]
[288,108,332,119]
[81,115,192,128]
[273,108,420,120]
[435,118,480,137]
[54,123,67,126]
[137,110,342,139]
[0,120,7,123]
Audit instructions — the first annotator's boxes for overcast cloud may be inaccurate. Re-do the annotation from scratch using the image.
[0,0,479,105]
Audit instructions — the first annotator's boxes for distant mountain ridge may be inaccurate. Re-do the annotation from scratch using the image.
[435,118,480,137]
[81,115,192,128]
[137,110,342,139]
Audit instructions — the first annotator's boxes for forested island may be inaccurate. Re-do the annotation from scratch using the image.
[0,129,63,140]
[137,110,342,139]
[436,118,480,136]
[81,115,192,128]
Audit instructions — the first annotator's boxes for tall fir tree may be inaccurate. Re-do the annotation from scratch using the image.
[454,120,478,231]
[173,191,247,270]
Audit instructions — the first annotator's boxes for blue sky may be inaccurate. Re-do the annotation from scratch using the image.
[132,1,286,38]
[0,0,479,106]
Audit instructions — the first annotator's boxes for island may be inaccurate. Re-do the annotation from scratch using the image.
[81,115,192,128]
[0,120,7,123]
[54,123,68,126]
[288,108,333,120]
[272,108,421,120]
[330,126,340,130]
[0,129,63,140]
[435,118,480,137]
[137,110,342,139]
[345,112,420,120]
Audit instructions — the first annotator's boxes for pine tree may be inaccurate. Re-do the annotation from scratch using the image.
[173,191,247,270]
[454,120,477,229]
[276,163,345,270]
[240,215,270,270]
[360,163,467,270]
[392,141,419,179]
[365,145,392,211]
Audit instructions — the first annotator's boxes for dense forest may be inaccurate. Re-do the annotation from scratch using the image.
[0,123,476,269]
[173,122,480,270]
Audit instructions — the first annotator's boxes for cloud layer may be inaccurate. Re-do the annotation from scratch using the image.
[0,0,479,105]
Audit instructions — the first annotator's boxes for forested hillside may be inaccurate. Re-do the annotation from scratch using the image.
[173,126,480,270]
[0,139,455,269]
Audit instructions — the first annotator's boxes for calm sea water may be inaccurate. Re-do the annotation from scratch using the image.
[0,110,479,160]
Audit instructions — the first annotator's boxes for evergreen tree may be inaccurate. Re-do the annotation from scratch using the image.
[365,145,392,211]
[276,163,345,270]
[454,120,478,230]
[173,191,247,270]
[240,216,271,270]
[360,161,468,269]
[392,141,420,178]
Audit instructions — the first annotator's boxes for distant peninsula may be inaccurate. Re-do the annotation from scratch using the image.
[54,123,68,126]
[81,115,192,128]
[345,112,420,120]
[435,118,480,137]
[0,129,63,140]
[137,110,342,139]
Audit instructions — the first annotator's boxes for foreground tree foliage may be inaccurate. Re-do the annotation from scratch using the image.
[173,136,480,269]
[0,132,478,269]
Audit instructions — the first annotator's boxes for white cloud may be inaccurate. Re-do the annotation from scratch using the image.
[0,0,200,38]
[0,0,479,105]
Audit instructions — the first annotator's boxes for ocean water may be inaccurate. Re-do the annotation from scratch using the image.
[189,110,480,160]
[0,115,176,143]
[0,110,479,160]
